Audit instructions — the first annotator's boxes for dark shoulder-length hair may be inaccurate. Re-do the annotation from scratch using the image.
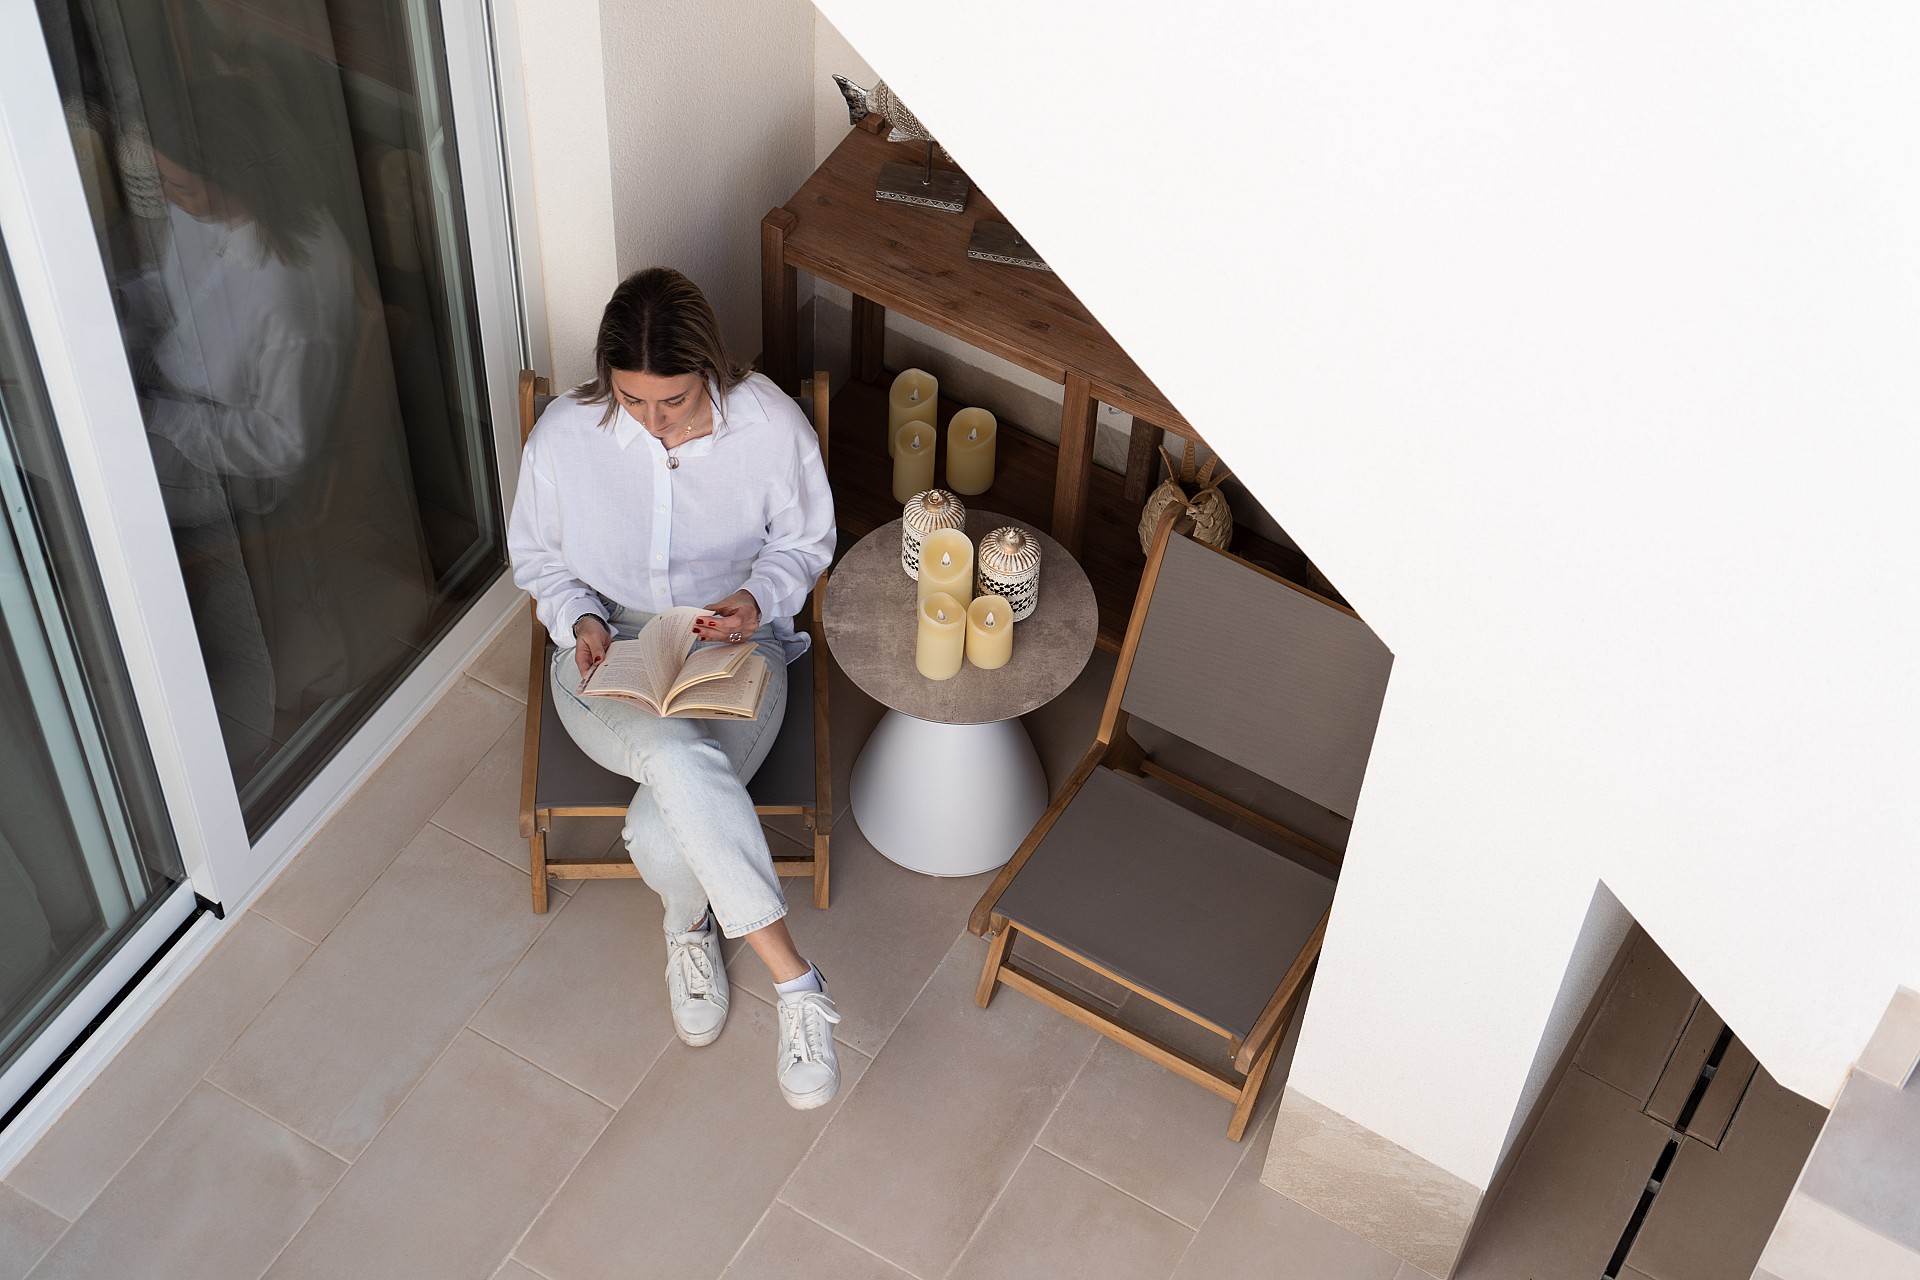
[575,267,749,426]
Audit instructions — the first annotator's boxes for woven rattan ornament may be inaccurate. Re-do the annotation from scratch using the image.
[1137,440,1233,553]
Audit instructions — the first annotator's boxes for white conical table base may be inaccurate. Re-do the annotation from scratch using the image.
[848,709,1049,876]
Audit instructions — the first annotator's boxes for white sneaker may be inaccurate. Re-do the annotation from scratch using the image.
[775,977,842,1110]
[664,920,729,1047]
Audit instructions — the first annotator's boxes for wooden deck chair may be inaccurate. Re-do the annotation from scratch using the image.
[515,369,834,913]
[968,506,1393,1138]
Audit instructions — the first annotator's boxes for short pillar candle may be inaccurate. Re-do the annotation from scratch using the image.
[892,423,936,503]
[916,528,973,606]
[966,595,1013,670]
[888,368,938,457]
[915,592,965,680]
[945,407,997,495]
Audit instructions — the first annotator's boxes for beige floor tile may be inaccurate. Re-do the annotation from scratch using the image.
[470,611,533,703]
[1397,1263,1440,1280]
[470,878,678,1106]
[780,933,1097,1279]
[7,913,312,1220]
[1006,933,1129,1014]
[24,1083,342,1280]
[0,1185,65,1280]
[208,825,553,1159]
[263,1031,609,1280]
[516,998,868,1280]
[254,676,520,943]
[725,820,987,1057]
[826,650,884,822]
[1173,1117,1401,1280]
[1037,998,1301,1227]
[433,711,621,890]
[949,1147,1192,1280]
[494,1262,548,1280]
[1019,645,1113,794]
[724,1205,912,1280]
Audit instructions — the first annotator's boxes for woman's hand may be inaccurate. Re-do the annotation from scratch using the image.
[695,589,761,644]
[573,615,613,680]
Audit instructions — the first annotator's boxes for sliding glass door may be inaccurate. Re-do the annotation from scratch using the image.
[33,0,506,835]
[0,0,522,1126]
[0,246,191,1119]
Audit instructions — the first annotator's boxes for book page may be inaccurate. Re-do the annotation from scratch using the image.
[663,652,769,720]
[664,642,752,704]
[579,606,700,710]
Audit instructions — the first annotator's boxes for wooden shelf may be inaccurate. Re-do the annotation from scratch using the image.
[827,379,1341,651]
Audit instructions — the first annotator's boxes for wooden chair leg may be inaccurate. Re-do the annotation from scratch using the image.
[1227,1020,1285,1141]
[811,826,830,909]
[530,825,550,914]
[976,924,1016,1008]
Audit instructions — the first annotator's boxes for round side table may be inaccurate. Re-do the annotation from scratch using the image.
[824,510,1099,876]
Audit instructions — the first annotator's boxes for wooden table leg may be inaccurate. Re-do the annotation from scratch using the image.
[760,208,799,393]
[1124,416,1162,503]
[851,295,886,384]
[1051,373,1100,556]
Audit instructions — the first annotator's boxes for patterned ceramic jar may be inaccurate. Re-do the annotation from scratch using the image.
[975,525,1043,621]
[901,489,966,579]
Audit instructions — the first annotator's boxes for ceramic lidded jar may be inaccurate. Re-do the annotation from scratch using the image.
[900,489,966,579]
[975,525,1043,621]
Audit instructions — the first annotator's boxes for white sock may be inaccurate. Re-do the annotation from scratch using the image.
[774,964,822,995]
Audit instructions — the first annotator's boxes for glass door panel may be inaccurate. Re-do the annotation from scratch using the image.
[0,245,186,1099]
[34,0,503,834]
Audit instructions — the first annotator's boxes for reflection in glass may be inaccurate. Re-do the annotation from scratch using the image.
[38,0,502,832]
[0,248,184,1088]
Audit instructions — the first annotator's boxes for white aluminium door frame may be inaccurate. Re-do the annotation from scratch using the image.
[0,0,528,913]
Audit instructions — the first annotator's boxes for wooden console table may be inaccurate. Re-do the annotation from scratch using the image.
[762,121,1323,647]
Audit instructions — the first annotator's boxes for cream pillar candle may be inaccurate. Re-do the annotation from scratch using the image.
[915,592,965,680]
[966,595,1013,670]
[945,407,997,495]
[892,423,936,503]
[916,528,973,606]
[888,368,938,456]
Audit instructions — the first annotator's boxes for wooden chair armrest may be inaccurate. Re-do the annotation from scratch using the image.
[1233,907,1328,1074]
[967,741,1106,936]
[519,606,547,839]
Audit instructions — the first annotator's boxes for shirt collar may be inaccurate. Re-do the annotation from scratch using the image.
[609,376,763,453]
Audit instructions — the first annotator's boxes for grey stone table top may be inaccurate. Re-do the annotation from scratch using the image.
[823,511,1098,725]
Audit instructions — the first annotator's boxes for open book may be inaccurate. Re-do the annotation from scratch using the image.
[577,606,770,720]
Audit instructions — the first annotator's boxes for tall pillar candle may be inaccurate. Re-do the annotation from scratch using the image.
[916,527,973,606]
[888,368,938,457]
[892,423,936,503]
[915,592,965,680]
[966,595,1013,669]
[946,407,997,495]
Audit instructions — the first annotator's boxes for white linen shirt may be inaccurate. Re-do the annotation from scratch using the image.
[508,372,834,662]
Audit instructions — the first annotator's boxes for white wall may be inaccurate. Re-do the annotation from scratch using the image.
[814,0,1920,1189]
[507,0,619,388]
[602,0,816,378]
[510,0,815,389]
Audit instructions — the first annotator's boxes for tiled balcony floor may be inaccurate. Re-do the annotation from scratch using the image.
[0,613,1425,1280]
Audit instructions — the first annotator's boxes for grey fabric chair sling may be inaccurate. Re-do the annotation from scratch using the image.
[968,506,1393,1138]
[515,369,833,914]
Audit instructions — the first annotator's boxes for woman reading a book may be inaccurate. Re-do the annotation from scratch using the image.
[508,268,840,1109]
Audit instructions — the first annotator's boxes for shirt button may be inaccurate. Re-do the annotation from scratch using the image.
[657,505,666,513]
[655,554,663,561]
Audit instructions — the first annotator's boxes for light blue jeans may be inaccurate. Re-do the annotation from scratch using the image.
[551,603,789,937]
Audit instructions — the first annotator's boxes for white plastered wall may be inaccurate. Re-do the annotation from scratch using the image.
[813,0,1920,1192]
[509,0,815,390]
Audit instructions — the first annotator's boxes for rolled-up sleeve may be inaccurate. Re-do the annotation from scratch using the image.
[740,427,835,622]
[507,433,606,646]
